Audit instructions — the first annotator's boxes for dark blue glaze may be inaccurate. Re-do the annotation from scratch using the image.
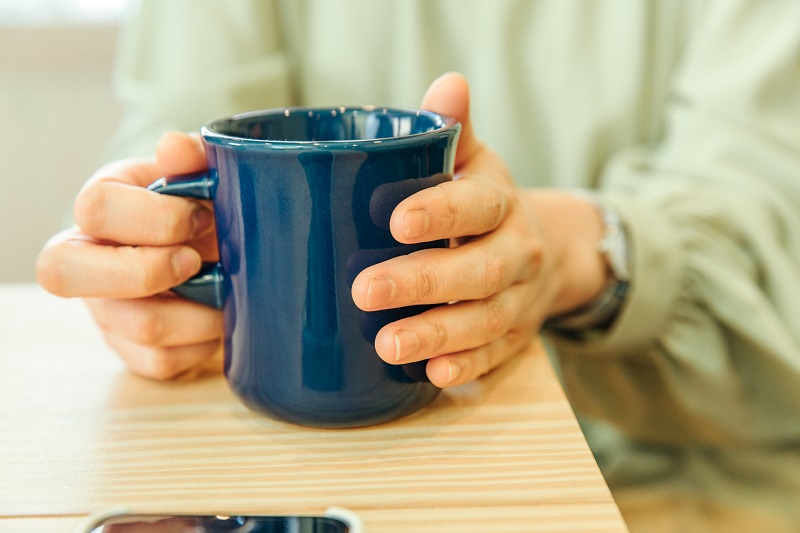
[154,107,460,428]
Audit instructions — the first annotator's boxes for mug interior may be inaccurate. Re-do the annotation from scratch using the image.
[205,107,450,143]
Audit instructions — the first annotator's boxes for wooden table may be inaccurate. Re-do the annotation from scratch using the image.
[0,284,628,532]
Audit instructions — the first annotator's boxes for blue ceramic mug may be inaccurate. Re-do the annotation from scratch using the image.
[148,107,461,428]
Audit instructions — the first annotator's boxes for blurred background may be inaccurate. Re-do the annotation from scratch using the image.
[0,0,128,281]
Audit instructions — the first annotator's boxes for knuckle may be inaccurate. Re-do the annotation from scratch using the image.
[482,252,509,296]
[469,349,492,379]
[482,297,510,338]
[125,250,162,295]
[141,348,182,380]
[434,185,459,233]
[484,191,505,229]
[73,183,108,235]
[412,262,440,302]
[128,309,165,345]
[528,246,544,278]
[508,330,530,354]
[428,317,450,353]
[517,234,544,279]
[152,198,184,243]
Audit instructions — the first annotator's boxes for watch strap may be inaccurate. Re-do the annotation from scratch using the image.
[544,192,631,335]
[545,277,629,333]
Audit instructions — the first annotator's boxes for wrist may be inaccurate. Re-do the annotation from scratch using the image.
[545,191,632,334]
[525,189,609,316]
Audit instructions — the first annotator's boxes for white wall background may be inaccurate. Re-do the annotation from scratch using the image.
[0,23,122,281]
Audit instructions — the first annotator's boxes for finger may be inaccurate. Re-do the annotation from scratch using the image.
[155,131,207,176]
[74,132,213,245]
[352,226,536,310]
[74,176,215,246]
[420,72,480,168]
[372,282,529,364]
[86,156,161,188]
[425,329,531,388]
[102,331,222,381]
[36,227,202,298]
[81,132,205,189]
[389,175,511,243]
[185,227,220,262]
[85,295,223,348]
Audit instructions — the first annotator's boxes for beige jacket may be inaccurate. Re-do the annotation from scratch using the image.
[110,1,800,530]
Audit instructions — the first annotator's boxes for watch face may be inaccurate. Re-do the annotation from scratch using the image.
[573,191,630,282]
[606,228,630,281]
[597,209,630,282]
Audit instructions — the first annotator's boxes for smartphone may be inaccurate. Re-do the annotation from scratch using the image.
[80,508,362,533]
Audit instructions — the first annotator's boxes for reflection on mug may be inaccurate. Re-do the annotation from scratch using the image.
[302,151,343,392]
[368,173,450,231]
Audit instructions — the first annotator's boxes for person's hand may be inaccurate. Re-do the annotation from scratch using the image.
[36,132,224,379]
[350,73,609,387]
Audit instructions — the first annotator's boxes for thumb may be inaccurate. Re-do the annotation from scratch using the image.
[420,72,480,168]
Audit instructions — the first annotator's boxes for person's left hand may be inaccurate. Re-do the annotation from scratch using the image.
[351,73,608,387]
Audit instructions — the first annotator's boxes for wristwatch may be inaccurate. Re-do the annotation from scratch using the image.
[545,193,631,334]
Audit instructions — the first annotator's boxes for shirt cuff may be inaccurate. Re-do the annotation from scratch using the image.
[547,192,683,357]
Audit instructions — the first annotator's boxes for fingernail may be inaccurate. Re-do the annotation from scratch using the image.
[393,330,419,362]
[402,208,430,239]
[446,360,462,384]
[191,206,214,237]
[172,248,201,279]
[366,277,396,309]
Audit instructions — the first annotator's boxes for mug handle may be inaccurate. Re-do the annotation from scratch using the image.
[147,171,225,310]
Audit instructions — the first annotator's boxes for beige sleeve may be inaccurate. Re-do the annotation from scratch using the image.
[105,0,295,160]
[548,0,800,446]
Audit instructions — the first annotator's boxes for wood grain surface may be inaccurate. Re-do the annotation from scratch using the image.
[0,284,628,532]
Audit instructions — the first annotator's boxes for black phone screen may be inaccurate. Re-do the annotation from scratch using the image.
[87,514,349,533]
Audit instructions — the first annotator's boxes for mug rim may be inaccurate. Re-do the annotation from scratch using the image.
[201,105,460,150]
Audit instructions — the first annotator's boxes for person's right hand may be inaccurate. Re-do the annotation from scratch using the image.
[36,132,224,379]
